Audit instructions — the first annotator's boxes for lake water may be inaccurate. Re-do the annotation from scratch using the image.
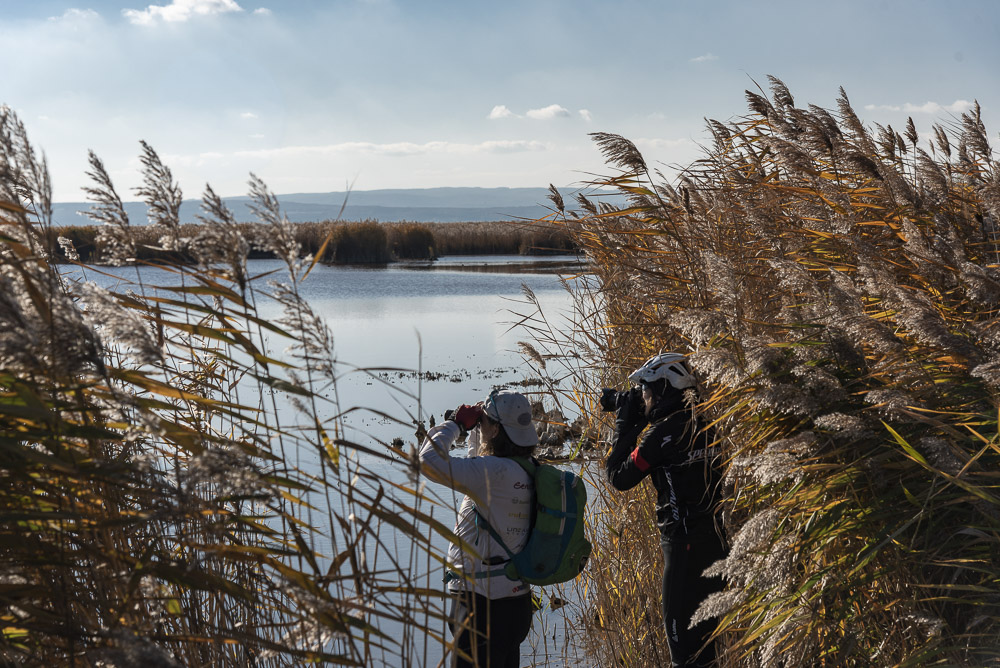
[273,256,578,441]
[68,256,593,666]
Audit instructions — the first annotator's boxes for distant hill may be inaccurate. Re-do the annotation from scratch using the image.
[50,187,619,226]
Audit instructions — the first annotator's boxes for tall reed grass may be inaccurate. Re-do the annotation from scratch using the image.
[0,105,457,666]
[428,221,577,256]
[533,78,1000,666]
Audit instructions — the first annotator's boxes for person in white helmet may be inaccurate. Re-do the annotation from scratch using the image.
[418,389,539,668]
[601,353,726,667]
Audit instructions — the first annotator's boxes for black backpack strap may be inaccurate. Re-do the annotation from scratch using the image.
[474,508,516,561]
[471,509,515,580]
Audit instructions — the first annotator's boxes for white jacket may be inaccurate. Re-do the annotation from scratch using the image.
[418,421,532,599]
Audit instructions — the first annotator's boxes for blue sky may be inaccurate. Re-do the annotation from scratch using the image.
[2,0,998,202]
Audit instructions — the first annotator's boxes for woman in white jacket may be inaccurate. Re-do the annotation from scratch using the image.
[418,389,538,668]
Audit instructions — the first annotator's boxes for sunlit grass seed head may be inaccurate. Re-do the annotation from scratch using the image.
[546,76,1000,666]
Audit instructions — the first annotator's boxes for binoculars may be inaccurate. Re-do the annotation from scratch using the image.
[444,404,484,430]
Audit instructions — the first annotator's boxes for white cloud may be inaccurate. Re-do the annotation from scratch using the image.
[526,104,570,120]
[635,137,694,150]
[690,53,718,63]
[252,7,271,15]
[161,150,226,167]
[250,133,265,139]
[489,104,580,121]
[234,139,547,159]
[123,0,243,26]
[48,8,101,23]
[479,140,547,154]
[488,105,516,120]
[240,111,258,119]
[579,109,592,122]
[864,100,974,115]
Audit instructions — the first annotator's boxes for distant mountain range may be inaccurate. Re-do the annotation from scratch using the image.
[51,187,620,226]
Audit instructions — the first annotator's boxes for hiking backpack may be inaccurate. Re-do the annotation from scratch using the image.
[476,457,591,586]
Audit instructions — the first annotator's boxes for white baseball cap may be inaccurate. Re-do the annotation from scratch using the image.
[482,389,538,447]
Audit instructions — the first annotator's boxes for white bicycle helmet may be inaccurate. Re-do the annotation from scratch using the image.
[628,353,695,390]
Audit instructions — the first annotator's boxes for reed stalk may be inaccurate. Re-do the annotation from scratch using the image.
[0,104,454,666]
[532,78,1000,666]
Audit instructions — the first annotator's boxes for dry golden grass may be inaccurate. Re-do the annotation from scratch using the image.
[529,78,1000,667]
[1,106,460,666]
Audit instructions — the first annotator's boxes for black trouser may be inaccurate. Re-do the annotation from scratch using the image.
[449,590,533,668]
[661,521,727,667]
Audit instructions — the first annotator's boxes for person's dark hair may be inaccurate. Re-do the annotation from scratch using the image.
[482,415,535,458]
[642,378,669,401]
[642,377,699,406]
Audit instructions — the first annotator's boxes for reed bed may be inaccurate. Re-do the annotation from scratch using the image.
[528,78,1000,666]
[426,221,577,256]
[0,106,457,666]
[46,219,577,265]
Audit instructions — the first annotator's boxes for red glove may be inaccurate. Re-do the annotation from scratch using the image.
[451,404,483,430]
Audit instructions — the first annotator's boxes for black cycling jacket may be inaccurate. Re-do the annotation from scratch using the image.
[605,394,723,537]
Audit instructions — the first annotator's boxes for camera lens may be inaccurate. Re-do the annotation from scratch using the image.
[599,388,620,412]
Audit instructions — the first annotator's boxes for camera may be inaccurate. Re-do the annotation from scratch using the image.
[599,386,642,413]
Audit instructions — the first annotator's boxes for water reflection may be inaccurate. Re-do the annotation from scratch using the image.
[399,255,588,275]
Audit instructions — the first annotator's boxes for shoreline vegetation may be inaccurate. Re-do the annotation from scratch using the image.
[46,219,580,265]
[5,72,1000,668]
[526,77,1000,667]
[2,108,504,665]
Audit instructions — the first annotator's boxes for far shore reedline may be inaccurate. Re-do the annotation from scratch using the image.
[49,219,581,265]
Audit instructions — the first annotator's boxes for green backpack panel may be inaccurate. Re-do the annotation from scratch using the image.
[476,457,591,586]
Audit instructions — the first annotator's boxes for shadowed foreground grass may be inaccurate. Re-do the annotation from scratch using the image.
[0,107,469,666]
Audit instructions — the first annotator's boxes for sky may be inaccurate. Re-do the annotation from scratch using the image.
[2,0,998,202]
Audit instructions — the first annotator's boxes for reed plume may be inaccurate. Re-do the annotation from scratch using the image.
[0,106,453,666]
[537,77,1000,666]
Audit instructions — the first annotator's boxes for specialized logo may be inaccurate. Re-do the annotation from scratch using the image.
[686,445,722,462]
